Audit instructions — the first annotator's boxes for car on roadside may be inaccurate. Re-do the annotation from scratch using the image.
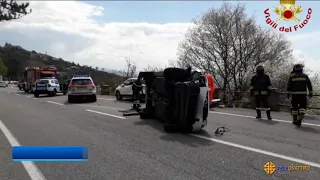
[67,75,97,103]
[115,78,145,101]
[33,78,62,97]
[0,81,8,87]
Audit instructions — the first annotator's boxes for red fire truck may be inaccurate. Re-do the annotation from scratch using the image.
[21,66,57,92]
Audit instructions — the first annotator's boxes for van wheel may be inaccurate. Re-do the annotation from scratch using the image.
[34,93,39,97]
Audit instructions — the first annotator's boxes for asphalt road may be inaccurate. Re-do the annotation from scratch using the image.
[1,85,320,180]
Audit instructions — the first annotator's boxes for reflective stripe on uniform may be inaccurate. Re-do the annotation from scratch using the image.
[268,86,272,90]
[299,108,306,114]
[291,77,306,81]
[250,86,254,90]
[289,91,308,94]
[292,110,298,115]
[256,107,270,111]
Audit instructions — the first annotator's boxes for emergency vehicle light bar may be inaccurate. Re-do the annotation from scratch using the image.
[43,77,56,79]
[73,75,90,78]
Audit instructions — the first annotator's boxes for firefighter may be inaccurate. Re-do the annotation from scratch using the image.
[287,64,313,126]
[250,65,272,120]
[132,77,143,109]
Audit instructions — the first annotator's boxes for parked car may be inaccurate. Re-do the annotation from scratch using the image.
[0,81,8,87]
[115,78,145,101]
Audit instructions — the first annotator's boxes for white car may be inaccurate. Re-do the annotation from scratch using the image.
[33,78,62,97]
[68,75,97,103]
[0,81,8,87]
[115,78,145,100]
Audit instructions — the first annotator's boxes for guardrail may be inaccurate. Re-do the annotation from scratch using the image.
[213,88,320,115]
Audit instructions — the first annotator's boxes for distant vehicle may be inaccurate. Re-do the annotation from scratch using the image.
[68,75,97,103]
[33,78,62,97]
[0,81,8,87]
[21,66,58,93]
[115,78,145,101]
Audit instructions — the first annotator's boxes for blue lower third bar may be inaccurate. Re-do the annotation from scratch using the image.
[12,146,88,162]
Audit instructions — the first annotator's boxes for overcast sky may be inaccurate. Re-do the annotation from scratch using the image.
[0,1,319,73]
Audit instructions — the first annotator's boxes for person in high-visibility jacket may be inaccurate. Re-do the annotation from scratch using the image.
[205,73,215,105]
[287,64,313,126]
[250,65,272,120]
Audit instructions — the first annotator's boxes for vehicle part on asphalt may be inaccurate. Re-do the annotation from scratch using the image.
[214,127,230,136]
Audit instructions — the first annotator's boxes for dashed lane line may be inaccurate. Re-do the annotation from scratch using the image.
[46,101,64,106]
[86,109,126,119]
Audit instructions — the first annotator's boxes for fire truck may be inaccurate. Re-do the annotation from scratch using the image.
[21,66,58,92]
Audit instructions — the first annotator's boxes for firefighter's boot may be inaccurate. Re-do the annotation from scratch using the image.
[256,110,261,119]
[266,110,272,120]
[292,115,298,124]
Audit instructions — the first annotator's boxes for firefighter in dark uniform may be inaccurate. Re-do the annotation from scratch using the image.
[250,65,272,120]
[287,64,313,126]
[132,77,143,109]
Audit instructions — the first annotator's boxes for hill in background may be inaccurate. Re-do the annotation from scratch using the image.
[0,43,125,92]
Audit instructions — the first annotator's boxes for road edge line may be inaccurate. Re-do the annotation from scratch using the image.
[210,111,320,127]
[0,120,47,180]
[190,134,320,168]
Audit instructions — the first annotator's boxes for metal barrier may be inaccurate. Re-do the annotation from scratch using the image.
[213,88,320,114]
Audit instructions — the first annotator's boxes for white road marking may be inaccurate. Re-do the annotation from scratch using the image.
[0,120,47,180]
[86,109,126,119]
[77,104,125,110]
[27,95,32,98]
[210,111,320,127]
[33,98,38,100]
[15,93,21,96]
[191,134,320,168]
[98,98,115,101]
[46,101,64,106]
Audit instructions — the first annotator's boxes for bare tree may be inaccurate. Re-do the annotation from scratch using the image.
[0,0,32,21]
[118,57,137,78]
[176,3,293,101]
[168,59,183,68]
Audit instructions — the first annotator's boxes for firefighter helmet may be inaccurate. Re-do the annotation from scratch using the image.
[293,64,304,72]
[256,65,264,74]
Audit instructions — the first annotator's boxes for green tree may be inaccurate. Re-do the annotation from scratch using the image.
[0,57,8,76]
[0,0,32,22]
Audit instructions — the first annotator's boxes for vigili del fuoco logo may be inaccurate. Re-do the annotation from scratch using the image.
[264,0,312,32]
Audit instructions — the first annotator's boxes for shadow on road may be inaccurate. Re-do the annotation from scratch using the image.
[255,118,279,125]
[304,115,320,121]
[64,99,96,105]
[134,119,214,147]
[296,126,320,134]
